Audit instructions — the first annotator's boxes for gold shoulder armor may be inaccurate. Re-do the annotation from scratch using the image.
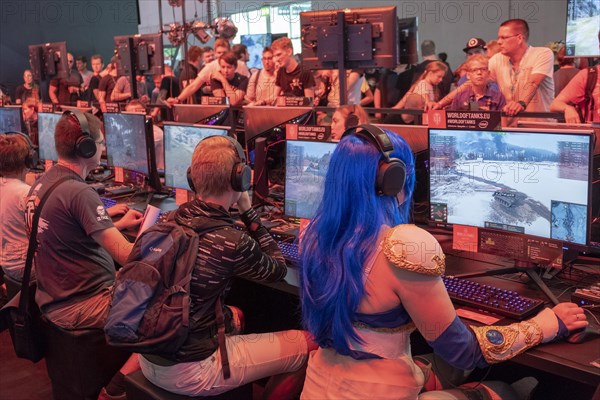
[382,225,445,276]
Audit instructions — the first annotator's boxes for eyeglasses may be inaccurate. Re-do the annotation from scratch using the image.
[497,34,520,41]
[469,67,488,74]
[95,139,105,147]
[262,56,273,61]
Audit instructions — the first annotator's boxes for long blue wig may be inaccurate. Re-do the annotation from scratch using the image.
[299,129,415,355]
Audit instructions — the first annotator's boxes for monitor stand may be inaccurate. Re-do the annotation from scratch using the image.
[454,260,560,306]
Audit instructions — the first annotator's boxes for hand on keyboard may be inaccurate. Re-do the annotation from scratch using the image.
[107,203,129,217]
[114,209,144,231]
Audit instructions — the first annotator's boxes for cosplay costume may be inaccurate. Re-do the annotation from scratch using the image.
[301,224,567,400]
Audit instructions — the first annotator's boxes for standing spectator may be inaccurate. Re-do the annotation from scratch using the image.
[210,51,248,106]
[76,56,93,92]
[86,54,104,103]
[202,46,215,65]
[48,53,83,105]
[550,30,600,124]
[170,39,248,104]
[246,47,279,106]
[374,64,415,121]
[553,45,580,96]
[413,40,453,98]
[112,74,149,103]
[272,37,315,98]
[456,38,488,86]
[488,19,555,125]
[392,61,448,124]
[15,70,39,104]
[97,57,118,112]
[179,46,203,103]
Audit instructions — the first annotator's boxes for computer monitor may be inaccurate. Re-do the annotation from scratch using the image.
[397,17,418,65]
[172,104,232,127]
[429,128,593,249]
[163,122,229,190]
[565,0,600,57]
[244,106,315,144]
[114,34,165,76]
[37,112,61,162]
[104,112,153,176]
[300,6,398,70]
[0,106,23,133]
[284,140,337,220]
[28,41,69,81]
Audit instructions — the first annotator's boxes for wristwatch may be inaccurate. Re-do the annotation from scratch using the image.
[517,100,527,109]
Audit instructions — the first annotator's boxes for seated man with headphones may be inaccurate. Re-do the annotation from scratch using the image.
[0,132,37,283]
[138,135,316,398]
[24,110,143,331]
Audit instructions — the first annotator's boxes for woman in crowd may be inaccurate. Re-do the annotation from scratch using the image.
[392,61,448,124]
[299,125,586,399]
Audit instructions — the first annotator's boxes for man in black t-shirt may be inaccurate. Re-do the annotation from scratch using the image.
[210,51,249,106]
[179,46,203,104]
[97,57,118,112]
[86,54,104,103]
[49,53,83,105]
[272,37,314,98]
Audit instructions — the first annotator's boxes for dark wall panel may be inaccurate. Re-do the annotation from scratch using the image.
[0,0,140,99]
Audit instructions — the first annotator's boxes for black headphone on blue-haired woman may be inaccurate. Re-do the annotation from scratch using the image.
[341,124,406,197]
[2,131,39,169]
[186,136,253,193]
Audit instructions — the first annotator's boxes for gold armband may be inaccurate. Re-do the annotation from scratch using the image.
[471,308,558,364]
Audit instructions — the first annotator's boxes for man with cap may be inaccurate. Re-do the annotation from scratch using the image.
[456,38,487,86]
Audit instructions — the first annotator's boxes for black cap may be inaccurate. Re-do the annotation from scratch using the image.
[463,38,486,53]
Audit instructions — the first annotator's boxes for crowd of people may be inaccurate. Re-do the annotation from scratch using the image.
[0,17,598,400]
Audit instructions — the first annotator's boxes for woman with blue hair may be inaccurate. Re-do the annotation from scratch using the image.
[299,126,586,399]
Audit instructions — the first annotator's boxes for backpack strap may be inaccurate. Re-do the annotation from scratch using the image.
[215,297,231,379]
[583,67,597,122]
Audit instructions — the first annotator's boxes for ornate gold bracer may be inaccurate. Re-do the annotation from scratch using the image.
[471,319,543,363]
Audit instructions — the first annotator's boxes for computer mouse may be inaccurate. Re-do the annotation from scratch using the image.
[565,325,600,344]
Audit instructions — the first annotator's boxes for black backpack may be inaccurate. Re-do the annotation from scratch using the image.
[104,214,228,354]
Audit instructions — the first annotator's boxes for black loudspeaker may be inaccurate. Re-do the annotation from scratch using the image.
[344,105,360,130]
[342,124,406,196]
[63,109,97,159]
[186,136,252,193]
[4,131,39,169]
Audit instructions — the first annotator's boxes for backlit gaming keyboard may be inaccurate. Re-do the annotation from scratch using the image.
[442,275,545,320]
[100,196,117,209]
[278,241,300,266]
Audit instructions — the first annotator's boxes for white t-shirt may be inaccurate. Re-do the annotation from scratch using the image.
[488,46,555,115]
[0,178,31,280]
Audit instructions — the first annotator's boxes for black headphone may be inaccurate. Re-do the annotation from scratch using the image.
[63,109,97,159]
[186,136,252,193]
[342,124,406,196]
[3,131,38,169]
[344,105,360,130]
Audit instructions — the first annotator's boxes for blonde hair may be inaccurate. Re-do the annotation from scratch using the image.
[190,136,238,197]
[271,37,293,52]
[466,55,489,70]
